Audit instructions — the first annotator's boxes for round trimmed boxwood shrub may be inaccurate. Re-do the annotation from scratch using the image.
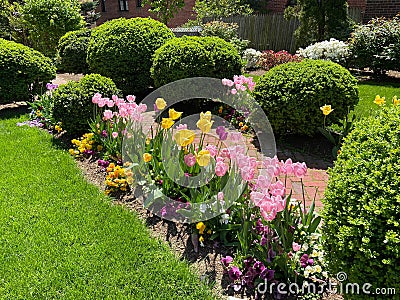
[86,17,174,95]
[52,74,120,134]
[58,28,91,74]
[253,59,358,136]
[322,107,400,299]
[151,36,242,87]
[0,38,56,103]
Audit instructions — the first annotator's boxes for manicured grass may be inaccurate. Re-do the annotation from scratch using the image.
[0,114,215,299]
[355,80,400,118]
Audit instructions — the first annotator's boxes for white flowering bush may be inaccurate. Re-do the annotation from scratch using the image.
[297,38,351,65]
[242,48,262,70]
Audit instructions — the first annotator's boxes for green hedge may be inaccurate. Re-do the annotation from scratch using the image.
[0,38,56,103]
[86,17,174,95]
[58,28,91,74]
[52,74,120,134]
[151,36,242,87]
[322,107,400,299]
[253,59,359,136]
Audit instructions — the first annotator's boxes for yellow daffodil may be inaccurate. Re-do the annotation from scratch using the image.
[207,229,212,235]
[174,129,195,147]
[196,118,213,133]
[196,149,211,167]
[155,98,167,110]
[68,149,75,155]
[320,104,334,116]
[143,153,152,162]
[393,95,399,106]
[200,111,212,121]
[161,118,174,129]
[169,108,182,120]
[199,235,204,243]
[374,95,385,106]
[146,138,151,145]
[196,222,206,234]
[55,125,62,133]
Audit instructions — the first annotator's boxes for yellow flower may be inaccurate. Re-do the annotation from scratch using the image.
[207,229,212,235]
[71,139,80,146]
[143,153,152,162]
[241,125,248,131]
[174,129,195,147]
[146,138,151,145]
[196,118,213,133]
[155,98,167,110]
[86,144,92,150]
[374,95,385,106]
[199,235,204,243]
[169,108,182,120]
[68,149,75,155]
[105,189,111,195]
[200,111,212,121]
[196,149,211,167]
[161,118,174,129]
[393,95,400,106]
[97,145,103,151]
[196,222,206,234]
[239,122,244,127]
[218,106,223,114]
[109,163,115,169]
[127,177,134,184]
[55,125,62,133]
[320,104,334,116]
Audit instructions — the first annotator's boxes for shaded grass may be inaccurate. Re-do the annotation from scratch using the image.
[0,115,215,299]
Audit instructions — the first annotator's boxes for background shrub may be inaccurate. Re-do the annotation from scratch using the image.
[257,50,302,71]
[151,36,242,87]
[253,59,358,136]
[322,107,400,299]
[349,16,400,74]
[0,38,56,104]
[297,38,351,65]
[58,28,91,74]
[242,48,261,70]
[86,17,174,95]
[52,74,120,134]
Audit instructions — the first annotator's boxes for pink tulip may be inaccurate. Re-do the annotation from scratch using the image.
[112,132,118,139]
[103,110,113,120]
[175,124,187,131]
[293,162,307,178]
[205,145,217,157]
[230,88,237,95]
[215,161,228,177]
[184,153,196,167]
[126,95,136,102]
[218,192,224,201]
[292,242,301,252]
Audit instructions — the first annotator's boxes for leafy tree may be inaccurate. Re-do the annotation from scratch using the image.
[80,0,100,27]
[194,0,253,21]
[0,0,11,39]
[285,0,351,47]
[142,0,185,25]
[21,0,85,57]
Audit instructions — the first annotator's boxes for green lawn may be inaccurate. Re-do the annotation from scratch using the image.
[0,111,215,299]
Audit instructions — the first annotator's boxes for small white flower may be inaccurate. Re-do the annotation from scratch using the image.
[314,265,322,273]
[200,203,207,213]
[302,243,309,251]
[322,271,328,278]
[220,213,229,225]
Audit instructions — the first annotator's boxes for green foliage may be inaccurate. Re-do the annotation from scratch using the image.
[86,17,174,95]
[52,74,120,134]
[194,0,252,20]
[80,0,100,26]
[285,0,351,48]
[322,107,400,299]
[0,0,10,39]
[58,28,91,74]
[151,36,242,87]
[349,16,400,74]
[141,0,185,25]
[253,59,359,136]
[21,0,85,57]
[0,38,56,103]
[200,21,249,54]
[0,116,216,300]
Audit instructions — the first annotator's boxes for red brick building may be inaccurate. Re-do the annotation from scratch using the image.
[96,0,400,27]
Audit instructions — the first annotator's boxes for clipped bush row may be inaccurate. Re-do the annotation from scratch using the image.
[52,74,120,134]
[322,107,400,299]
[0,38,56,103]
[151,36,242,87]
[253,59,359,136]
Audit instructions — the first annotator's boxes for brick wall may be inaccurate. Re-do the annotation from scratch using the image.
[96,0,197,27]
[363,0,400,21]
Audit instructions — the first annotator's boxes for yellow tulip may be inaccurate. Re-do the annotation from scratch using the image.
[393,95,400,106]
[200,111,212,121]
[374,95,385,106]
[196,118,214,133]
[161,118,174,129]
[320,104,334,116]
[196,222,206,234]
[143,153,152,162]
[196,149,211,167]
[169,108,183,120]
[174,129,195,147]
[155,98,167,110]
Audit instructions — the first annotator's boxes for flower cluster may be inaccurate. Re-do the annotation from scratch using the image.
[374,94,399,106]
[104,162,133,195]
[257,50,302,71]
[69,133,100,158]
[242,48,262,70]
[297,39,351,64]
